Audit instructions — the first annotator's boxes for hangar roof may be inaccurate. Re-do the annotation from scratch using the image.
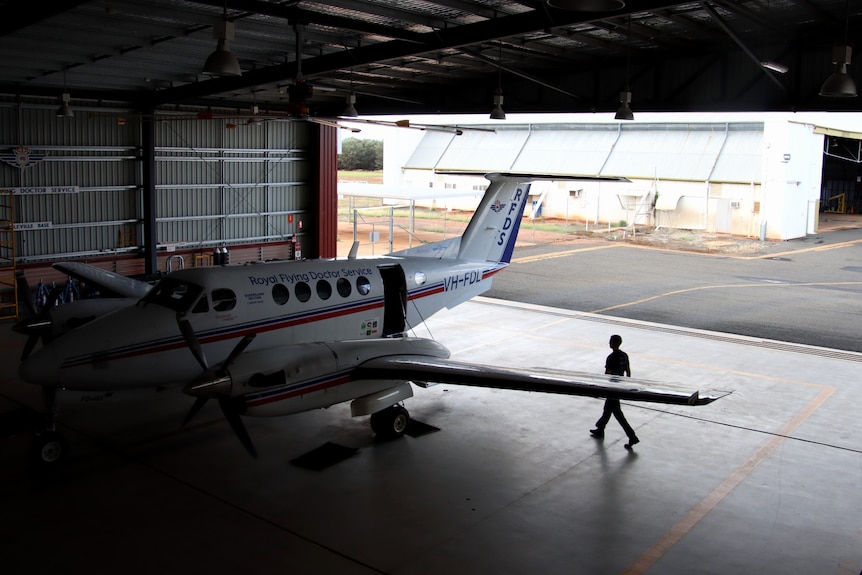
[404,121,765,182]
[1,1,861,118]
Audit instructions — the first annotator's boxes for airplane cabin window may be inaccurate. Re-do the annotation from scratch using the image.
[316,280,332,300]
[336,278,351,297]
[212,288,237,312]
[272,283,290,305]
[356,276,371,296]
[295,281,311,302]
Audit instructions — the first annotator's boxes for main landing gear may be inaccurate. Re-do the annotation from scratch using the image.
[29,388,69,470]
[30,429,69,469]
[370,404,410,441]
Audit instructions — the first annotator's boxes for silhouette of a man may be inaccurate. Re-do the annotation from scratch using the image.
[590,334,640,449]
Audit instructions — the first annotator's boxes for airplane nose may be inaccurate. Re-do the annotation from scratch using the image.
[18,346,59,386]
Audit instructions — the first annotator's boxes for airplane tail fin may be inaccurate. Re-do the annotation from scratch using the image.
[392,173,532,264]
[455,173,532,264]
[394,172,629,264]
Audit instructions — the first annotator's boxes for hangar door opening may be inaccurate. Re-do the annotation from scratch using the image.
[821,136,862,215]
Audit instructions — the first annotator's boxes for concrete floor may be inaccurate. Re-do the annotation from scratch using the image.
[1,297,860,575]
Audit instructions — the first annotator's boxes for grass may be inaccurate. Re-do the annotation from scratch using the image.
[338,170,383,184]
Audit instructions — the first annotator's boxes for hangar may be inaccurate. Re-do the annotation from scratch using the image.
[2,3,862,575]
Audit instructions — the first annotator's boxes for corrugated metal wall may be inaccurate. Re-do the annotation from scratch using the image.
[0,103,139,263]
[0,99,315,266]
[155,118,309,251]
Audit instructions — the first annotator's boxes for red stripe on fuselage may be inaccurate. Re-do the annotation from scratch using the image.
[245,373,354,408]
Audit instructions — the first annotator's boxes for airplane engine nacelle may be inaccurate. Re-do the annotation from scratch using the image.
[228,337,451,417]
[228,337,451,391]
[227,342,339,392]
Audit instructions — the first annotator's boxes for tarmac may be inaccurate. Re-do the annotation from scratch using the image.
[2,233,862,573]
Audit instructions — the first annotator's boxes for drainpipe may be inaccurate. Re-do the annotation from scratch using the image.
[703,123,731,232]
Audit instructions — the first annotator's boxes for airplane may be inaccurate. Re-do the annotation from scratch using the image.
[13,172,730,467]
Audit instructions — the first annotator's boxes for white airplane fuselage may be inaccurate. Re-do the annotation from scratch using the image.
[21,254,504,395]
[18,172,542,424]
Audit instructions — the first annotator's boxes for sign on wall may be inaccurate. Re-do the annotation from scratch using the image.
[9,186,79,195]
[0,146,47,169]
[16,221,53,230]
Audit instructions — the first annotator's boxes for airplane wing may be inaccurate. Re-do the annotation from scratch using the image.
[53,262,153,300]
[356,355,730,406]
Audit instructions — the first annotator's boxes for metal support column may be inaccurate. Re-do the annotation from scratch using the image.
[141,113,157,274]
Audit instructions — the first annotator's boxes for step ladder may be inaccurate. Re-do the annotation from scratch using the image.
[0,189,18,320]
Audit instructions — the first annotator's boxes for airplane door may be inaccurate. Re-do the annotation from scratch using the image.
[378,264,407,336]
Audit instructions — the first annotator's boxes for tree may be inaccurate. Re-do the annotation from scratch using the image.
[338,138,383,170]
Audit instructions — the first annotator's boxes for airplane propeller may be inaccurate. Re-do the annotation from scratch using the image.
[177,316,209,372]
[176,313,258,456]
[218,396,257,458]
[12,272,61,360]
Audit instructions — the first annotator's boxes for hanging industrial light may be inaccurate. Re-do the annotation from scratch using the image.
[56,92,73,118]
[547,0,624,10]
[820,46,857,97]
[342,92,359,117]
[820,0,857,98]
[614,90,633,121]
[615,16,634,120]
[342,70,359,117]
[202,1,241,77]
[245,105,262,127]
[56,69,73,118]
[490,41,506,120]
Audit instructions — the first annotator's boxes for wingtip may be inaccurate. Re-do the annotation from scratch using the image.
[692,390,733,405]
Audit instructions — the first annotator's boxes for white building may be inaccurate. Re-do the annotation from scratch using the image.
[385,117,827,241]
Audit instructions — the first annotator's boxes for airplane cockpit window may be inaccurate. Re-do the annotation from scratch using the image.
[356,276,371,296]
[211,288,237,312]
[192,294,209,313]
[295,281,311,302]
[272,283,290,305]
[316,280,332,300]
[336,278,351,298]
[140,277,204,313]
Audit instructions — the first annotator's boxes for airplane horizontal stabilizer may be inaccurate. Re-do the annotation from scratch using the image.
[356,356,730,406]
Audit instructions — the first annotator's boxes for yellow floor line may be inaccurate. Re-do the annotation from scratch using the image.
[590,281,862,314]
[512,244,622,264]
[622,385,835,575]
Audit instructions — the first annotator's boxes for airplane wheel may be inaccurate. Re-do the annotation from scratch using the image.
[370,405,409,441]
[29,431,68,469]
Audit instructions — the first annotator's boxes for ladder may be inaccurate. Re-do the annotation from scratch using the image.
[0,189,18,320]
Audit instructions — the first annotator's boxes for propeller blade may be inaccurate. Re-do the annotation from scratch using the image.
[21,334,40,360]
[177,316,208,371]
[218,397,257,458]
[12,314,52,335]
[182,397,208,426]
[15,271,37,316]
[224,333,256,368]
